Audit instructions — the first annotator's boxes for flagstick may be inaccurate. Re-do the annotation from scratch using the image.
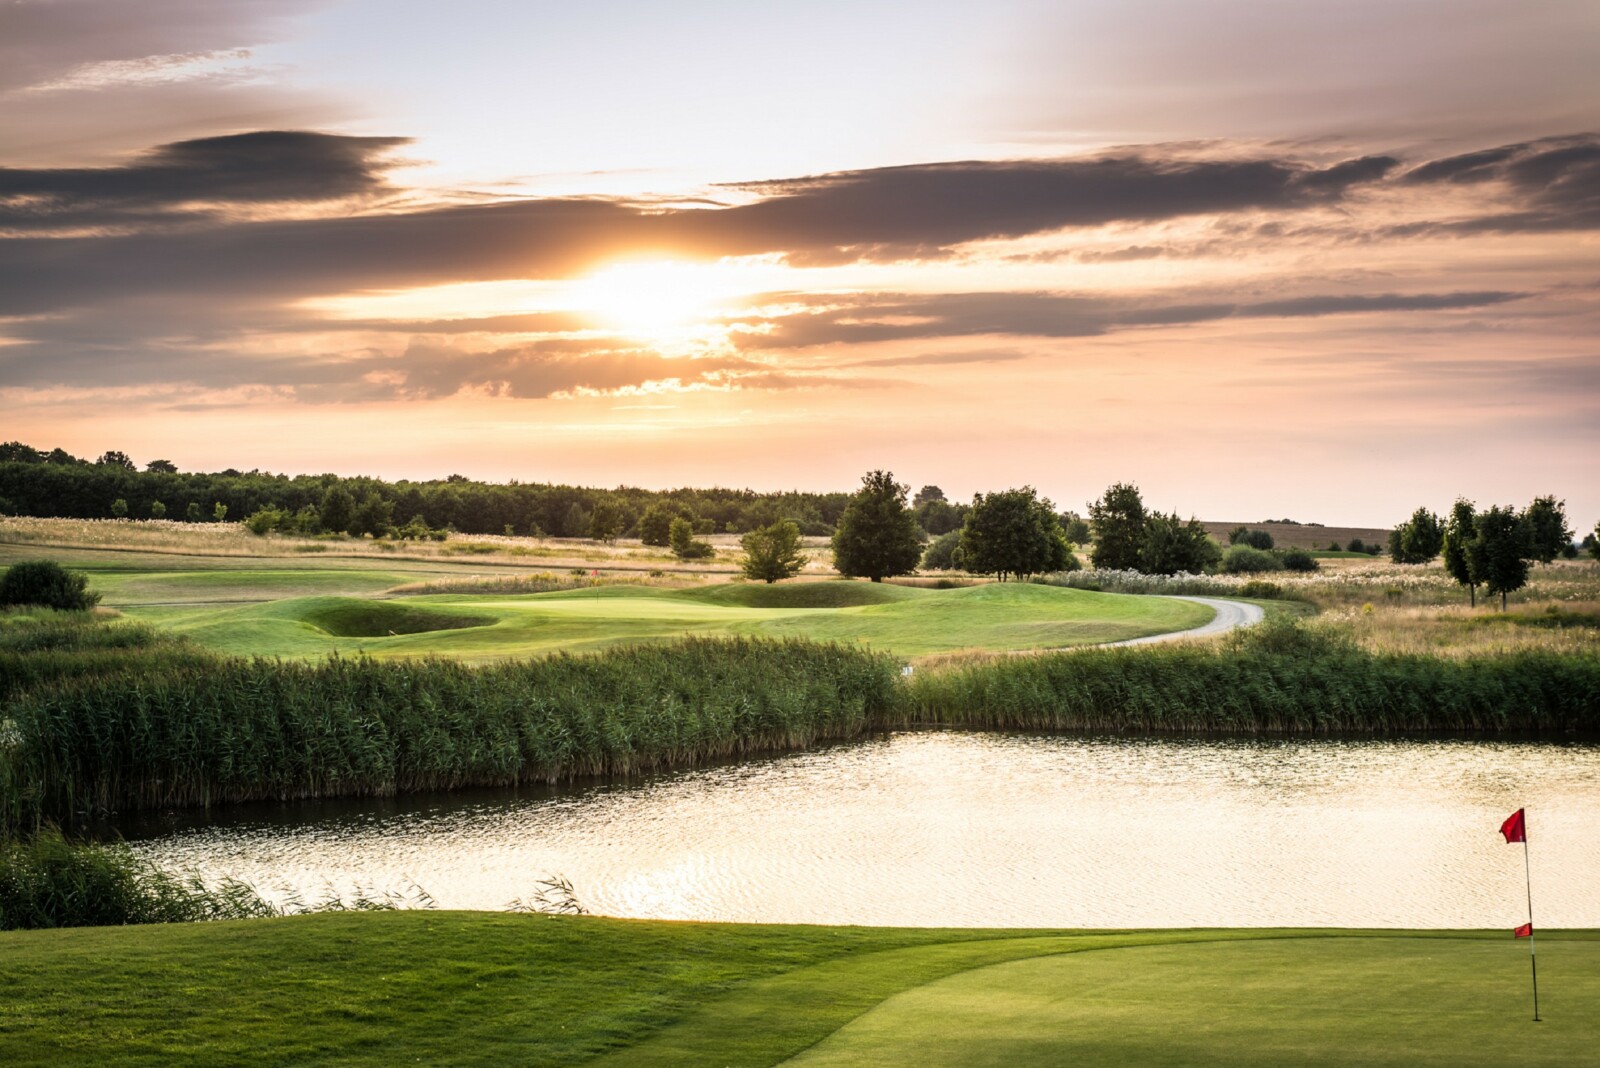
[1524,830,1540,1022]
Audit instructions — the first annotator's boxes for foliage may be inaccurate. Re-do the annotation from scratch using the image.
[669,517,715,560]
[919,530,964,571]
[740,519,807,583]
[1469,504,1531,610]
[1521,496,1572,564]
[1441,499,1479,606]
[1220,545,1283,574]
[1138,512,1221,575]
[961,486,1073,581]
[1088,483,1147,569]
[0,560,101,611]
[145,458,178,474]
[1592,522,1600,561]
[1059,511,1091,546]
[831,470,923,583]
[1281,550,1319,572]
[1346,538,1367,553]
[0,829,276,930]
[638,502,693,546]
[109,497,128,518]
[96,450,136,471]
[212,501,228,522]
[1389,507,1444,564]
[588,498,625,543]
[243,506,290,535]
[149,500,166,519]
[185,501,203,522]
[2,638,901,826]
[320,485,355,534]
[1228,527,1275,550]
[914,497,963,536]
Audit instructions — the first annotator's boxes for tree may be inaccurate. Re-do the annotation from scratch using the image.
[914,497,962,536]
[588,498,625,543]
[920,530,964,571]
[0,441,42,463]
[561,502,591,539]
[1441,499,1479,606]
[1059,512,1091,546]
[212,502,229,522]
[961,486,1073,582]
[1470,505,1530,611]
[320,486,355,534]
[0,560,100,611]
[1347,537,1366,553]
[149,500,166,519]
[185,501,203,523]
[740,520,806,583]
[669,516,714,560]
[109,498,128,518]
[96,450,135,471]
[145,459,178,474]
[638,502,692,546]
[1229,527,1274,550]
[831,470,922,582]
[1088,483,1147,569]
[1389,507,1444,564]
[350,492,392,537]
[1138,512,1221,575]
[1589,522,1600,562]
[1220,545,1283,574]
[1521,496,1571,564]
[912,485,946,508]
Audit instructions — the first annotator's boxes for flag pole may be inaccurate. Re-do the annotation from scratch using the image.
[1524,825,1540,1023]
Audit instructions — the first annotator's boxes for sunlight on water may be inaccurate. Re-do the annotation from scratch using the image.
[127,734,1600,927]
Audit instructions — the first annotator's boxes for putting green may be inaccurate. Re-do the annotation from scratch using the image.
[788,936,1593,1067]
[120,581,1215,659]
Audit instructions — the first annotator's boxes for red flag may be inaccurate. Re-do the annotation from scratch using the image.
[1514,923,1533,938]
[1501,808,1526,844]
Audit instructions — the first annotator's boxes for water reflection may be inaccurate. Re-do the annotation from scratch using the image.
[126,733,1600,927]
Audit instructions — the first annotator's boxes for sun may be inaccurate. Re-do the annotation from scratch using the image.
[565,258,764,340]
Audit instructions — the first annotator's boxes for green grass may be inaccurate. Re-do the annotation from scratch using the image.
[0,914,1592,1066]
[124,581,1215,660]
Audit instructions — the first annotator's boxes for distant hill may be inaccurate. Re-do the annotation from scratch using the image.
[1198,521,1392,551]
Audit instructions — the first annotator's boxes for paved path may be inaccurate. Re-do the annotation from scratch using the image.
[1103,595,1266,647]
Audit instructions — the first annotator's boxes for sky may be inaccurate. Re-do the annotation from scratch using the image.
[2,0,1597,526]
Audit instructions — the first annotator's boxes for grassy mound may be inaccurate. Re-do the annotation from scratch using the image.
[295,598,493,637]
[0,915,1593,1066]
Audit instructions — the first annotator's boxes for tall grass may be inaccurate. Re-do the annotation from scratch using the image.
[4,638,900,827]
[901,617,1600,735]
[0,613,212,703]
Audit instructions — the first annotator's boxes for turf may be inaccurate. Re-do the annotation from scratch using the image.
[0,915,1590,1067]
[120,581,1214,659]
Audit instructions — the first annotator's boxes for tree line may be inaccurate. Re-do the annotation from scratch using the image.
[1389,496,1586,608]
[0,442,850,541]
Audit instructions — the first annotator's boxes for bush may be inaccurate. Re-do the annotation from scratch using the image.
[0,561,101,611]
[1237,581,1283,599]
[920,530,964,571]
[1220,545,1284,574]
[1281,550,1319,572]
[242,506,290,535]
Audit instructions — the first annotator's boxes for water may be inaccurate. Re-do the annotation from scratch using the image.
[125,733,1600,927]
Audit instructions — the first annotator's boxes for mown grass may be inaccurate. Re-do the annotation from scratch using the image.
[120,581,1214,660]
[0,914,1592,1067]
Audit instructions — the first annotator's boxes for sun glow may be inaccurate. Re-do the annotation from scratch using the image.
[564,258,784,340]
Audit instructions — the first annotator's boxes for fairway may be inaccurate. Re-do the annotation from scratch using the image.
[116,578,1214,659]
[0,916,1592,1067]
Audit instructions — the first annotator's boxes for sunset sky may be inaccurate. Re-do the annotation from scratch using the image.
[3,0,1597,525]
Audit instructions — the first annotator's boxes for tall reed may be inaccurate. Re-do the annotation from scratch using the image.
[5,638,900,827]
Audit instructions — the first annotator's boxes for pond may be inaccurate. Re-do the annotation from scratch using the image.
[125,733,1600,927]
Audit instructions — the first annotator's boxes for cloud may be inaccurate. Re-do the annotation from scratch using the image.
[1398,133,1600,233]
[0,131,408,232]
[741,289,1529,348]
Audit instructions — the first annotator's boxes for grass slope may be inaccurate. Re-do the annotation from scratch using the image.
[127,582,1215,660]
[0,915,1592,1067]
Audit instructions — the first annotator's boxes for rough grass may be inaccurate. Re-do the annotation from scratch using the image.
[0,915,1592,1067]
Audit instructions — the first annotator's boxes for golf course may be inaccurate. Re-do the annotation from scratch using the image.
[2,914,1593,1066]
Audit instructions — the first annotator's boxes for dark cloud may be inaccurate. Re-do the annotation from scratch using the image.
[0,131,407,232]
[741,289,1529,348]
[709,154,1398,260]
[1398,133,1600,233]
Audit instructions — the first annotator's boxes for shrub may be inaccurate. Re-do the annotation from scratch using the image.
[920,530,964,571]
[1237,581,1283,599]
[1220,545,1284,574]
[242,506,290,535]
[669,517,715,560]
[109,498,128,519]
[1281,550,1319,572]
[0,561,101,611]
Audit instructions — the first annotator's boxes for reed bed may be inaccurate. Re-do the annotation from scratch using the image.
[3,638,900,828]
[901,618,1600,735]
